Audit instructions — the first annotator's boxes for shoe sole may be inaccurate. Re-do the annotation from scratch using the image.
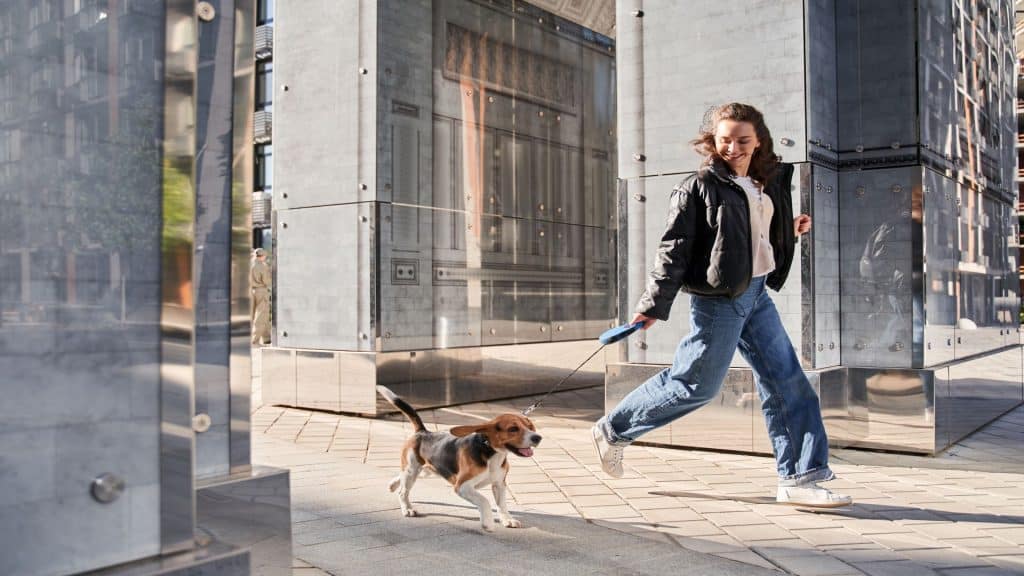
[776,499,852,509]
[590,426,623,478]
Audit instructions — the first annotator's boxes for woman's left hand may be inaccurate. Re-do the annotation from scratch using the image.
[793,214,812,236]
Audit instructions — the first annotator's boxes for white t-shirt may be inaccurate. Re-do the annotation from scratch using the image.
[731,175,775,278]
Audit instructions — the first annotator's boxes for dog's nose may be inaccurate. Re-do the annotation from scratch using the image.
[531,434,542,445]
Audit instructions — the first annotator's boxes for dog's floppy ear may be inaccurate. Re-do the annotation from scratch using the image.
[450,424,487,437]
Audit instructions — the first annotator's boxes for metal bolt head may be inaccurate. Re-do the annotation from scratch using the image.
[192,413,211,433]
[91,473,125,504]
[196,1,215,21]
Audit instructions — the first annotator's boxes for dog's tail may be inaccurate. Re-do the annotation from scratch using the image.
[376,385,426,433]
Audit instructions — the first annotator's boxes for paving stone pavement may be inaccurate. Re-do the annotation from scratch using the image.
[252,385,1024,575]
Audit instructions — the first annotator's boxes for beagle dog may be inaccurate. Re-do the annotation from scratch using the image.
[376,386,542,530]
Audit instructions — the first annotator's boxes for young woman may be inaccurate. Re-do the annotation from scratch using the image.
[592,103,851,508]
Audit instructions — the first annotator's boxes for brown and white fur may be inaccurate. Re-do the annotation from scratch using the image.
[376,386,542,530]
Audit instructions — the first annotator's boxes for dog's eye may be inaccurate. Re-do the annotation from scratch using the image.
[508,426,519,433]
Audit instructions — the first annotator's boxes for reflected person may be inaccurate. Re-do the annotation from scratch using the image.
[858,218,908,352]
[590,103,851,508]
[250,248,272,346]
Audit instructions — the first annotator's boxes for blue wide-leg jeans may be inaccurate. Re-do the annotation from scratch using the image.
[598,277,834,485]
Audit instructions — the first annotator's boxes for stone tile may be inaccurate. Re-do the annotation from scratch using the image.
[772,553,858,576]
[850,560,941,576]
[721,523,794,542]
[981,527,1024,545]
[577,505,639,520]
[639,507,702,523]
[898,547,1000,569]
[671,534,749,554]
[702,511,772,528]
[568,494,627,507]
[656,520,725,537]
[791,528,871,547]
[868,532,949,551]
[713,550,778,570]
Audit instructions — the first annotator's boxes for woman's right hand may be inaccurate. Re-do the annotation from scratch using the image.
[631,313,658,330]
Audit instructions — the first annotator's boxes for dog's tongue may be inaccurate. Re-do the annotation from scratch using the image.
[518,447,534,457]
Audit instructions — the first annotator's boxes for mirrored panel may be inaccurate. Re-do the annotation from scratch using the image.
[0,0,169,572]
[922,169,959,366]
[377,0,616,353]
[839,168,917,367]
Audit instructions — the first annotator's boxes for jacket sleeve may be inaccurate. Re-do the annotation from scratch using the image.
[635,179,700,320]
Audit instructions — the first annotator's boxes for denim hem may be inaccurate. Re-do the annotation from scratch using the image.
[777,466,835,486]
[597,418,633,446]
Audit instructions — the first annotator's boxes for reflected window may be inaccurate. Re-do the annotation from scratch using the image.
[1,253,20,304]
[255,144,272,191]
[257,0,273,25]
[75,252,110,305]
[256,61,272,110]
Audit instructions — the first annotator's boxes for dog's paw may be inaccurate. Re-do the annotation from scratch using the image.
[401,508,417,517]
[502,517,522,528]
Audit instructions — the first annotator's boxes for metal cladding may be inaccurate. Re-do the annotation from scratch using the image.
[611,0,1022,455]
[268,0,617,411]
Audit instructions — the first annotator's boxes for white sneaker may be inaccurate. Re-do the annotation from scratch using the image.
[776,483,853,508]
[591,425,625,478]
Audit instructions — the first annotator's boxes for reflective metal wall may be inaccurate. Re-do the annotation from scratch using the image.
[269,0,616,409]
[611,0,1023,455]
[0,0,171,572]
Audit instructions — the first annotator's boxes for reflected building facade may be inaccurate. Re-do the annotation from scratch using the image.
[611,0,1022,454]
[265,0,618,411]
[0,0,291,574]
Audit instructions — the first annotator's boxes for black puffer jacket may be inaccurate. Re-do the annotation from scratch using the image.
[636,161,796,321]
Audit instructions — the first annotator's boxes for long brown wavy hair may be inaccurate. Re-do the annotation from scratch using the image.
[691,103,777,185]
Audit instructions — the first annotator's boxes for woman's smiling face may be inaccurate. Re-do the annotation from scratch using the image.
[714,119,759,176]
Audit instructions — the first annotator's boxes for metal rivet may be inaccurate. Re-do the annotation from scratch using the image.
[855,145,864,153]
[490,328,496,335]
[635,341,647,350]
[283,331,288,337]
[816,183,822,192]
[539,230,545,237]
[632,9,644,17]
[829,342,835,350]
[90,473,125,504]
[385,332,392,339]
[282,222,288,228]
[891,141,900,149]
[817,343,824,351]
[633,153,646,162]
[359,67,368,75]
[488,96,494,103]
[282,85,289,91]
[826,186,833,194]
[538,111,544,117]
[633,193,646,202]
[855,186,865,198]
[892,184,902,194]
[360,183,367,190]
[360,332,368,340]
[540,326,547,332]
[538,203,545,211]
[360,216,368,222]
[780,137,794,146]
[197,1,216,21]
[192,413,212,433]
[557,325,564,331]
[282,192,288,198]
[465,89,473,96]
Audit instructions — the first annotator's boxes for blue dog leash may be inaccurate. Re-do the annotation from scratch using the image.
[520,321,646,416]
